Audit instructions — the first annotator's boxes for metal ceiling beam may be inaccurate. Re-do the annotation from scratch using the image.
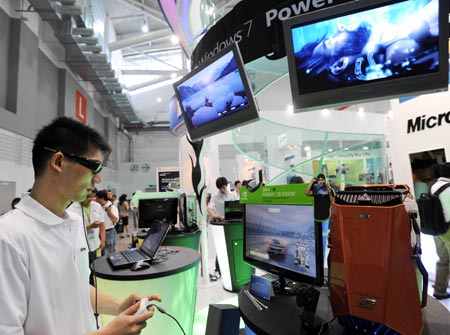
[125,74,172,91]
[122,69,186,76]
[108,28,172,51]
[113,0,166,24]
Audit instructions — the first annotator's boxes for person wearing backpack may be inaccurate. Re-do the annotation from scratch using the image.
[430,163,450,300]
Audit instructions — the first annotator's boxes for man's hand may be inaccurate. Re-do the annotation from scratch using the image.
[117,293,162,315]
[96,302,155,335]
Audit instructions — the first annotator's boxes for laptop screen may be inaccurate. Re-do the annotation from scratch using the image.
[140,221,170,257]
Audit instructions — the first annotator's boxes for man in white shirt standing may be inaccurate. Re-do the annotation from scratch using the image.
[430,163,450,300]
[0,117,160,335]
[67,188,106,284]
[96,189,119,256]
[207,177,238,280]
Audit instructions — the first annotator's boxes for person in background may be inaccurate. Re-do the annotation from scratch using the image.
[118,194,130,238]
[67,188,106,285]
[0,116,160,334]
[430,163,450,300]
[207,177,238,280]
[305,174,335,222]
[96,189,119,255]
[112,194,119,208]
[289,176,305,184]
[11,197,21,209]
[233,180,242,200]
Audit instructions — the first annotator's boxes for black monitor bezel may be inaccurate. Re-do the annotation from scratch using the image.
[138,197,179,229]
[173,43,259,141]
[282,0,449,112]
[243,203,324,286]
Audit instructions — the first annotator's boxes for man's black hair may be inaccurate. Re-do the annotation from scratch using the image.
[216,177,228,189]
[438,163,450,178]
[234,180,241,187]
[32,117,111,177]
[96,190,109,201]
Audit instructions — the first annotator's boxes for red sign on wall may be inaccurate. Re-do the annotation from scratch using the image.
[76,90,87,123]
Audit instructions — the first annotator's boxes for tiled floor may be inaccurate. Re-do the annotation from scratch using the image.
[115,218,450,335]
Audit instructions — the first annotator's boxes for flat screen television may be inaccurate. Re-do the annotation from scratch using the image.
[244,204,325,290]
[283,0,449,112]
[173,43,259,141]
[138,197,179,229]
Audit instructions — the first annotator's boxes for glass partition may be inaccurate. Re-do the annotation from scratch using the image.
[231,118,387,189]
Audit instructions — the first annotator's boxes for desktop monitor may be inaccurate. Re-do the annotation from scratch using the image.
[283,0,449,112]
[138,197,179,229]
[224,200,245,221]
[244,204,324,289]
[173,43,259,141]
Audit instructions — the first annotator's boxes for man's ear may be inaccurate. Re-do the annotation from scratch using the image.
[49,152,64,173]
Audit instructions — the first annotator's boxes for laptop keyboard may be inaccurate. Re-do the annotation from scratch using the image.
[122,249,146,262]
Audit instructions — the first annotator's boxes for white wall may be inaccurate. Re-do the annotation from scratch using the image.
[387,88,450,279]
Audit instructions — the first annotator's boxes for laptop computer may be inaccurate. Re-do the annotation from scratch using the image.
[224,200,245,223]
[108,220,171,270]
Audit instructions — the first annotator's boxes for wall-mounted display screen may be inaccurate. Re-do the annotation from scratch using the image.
[173,43,259,141]
[283,0,448,111]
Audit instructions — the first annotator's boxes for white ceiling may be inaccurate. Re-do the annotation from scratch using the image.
[104,1,449,130]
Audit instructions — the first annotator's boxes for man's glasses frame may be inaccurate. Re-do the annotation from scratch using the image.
[44,147,103,174]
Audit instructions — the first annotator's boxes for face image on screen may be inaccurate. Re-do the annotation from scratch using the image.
[138,198,178,229]
[291,0,440,93]
[173,43,259,141]
[244,204,320,283]
[283,0,448,111]
[176,51,248,128]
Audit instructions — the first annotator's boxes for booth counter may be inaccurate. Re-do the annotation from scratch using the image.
[92,246,200,335]
[238,284,450,335]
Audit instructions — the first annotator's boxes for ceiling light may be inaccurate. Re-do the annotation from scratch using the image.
[363,146,369,150]
[141,25,149,33]
[286,104,294,113]
[171,35,179,44]
[304,146,311,151]
[321,108,330,116]
[156,97,162,103]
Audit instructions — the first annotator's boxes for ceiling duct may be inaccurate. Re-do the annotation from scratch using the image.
[85,53,108,63]
[74,36,98,45]
[28,0,143,127]
[72,27,94,36]
[52,4,82,16]
[97,70,115,77]
[102,78,119,83]
[79,45,102,52]
[91,63,112,71]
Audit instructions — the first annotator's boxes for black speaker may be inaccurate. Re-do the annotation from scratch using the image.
[205,304,240,335]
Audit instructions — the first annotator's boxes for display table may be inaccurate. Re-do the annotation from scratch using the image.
[238,284,450,335]
[93,246,200,335]
[210,221,254,292]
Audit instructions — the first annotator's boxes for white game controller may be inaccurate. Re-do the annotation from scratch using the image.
[134,297,149,316]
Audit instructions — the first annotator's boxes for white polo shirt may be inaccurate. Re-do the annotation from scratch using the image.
[0,194,96,335]
[208,191,238,218]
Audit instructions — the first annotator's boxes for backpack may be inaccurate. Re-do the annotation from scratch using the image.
[416,183,450,235]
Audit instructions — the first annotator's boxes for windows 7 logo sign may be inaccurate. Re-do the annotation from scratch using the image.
[76,90,87,124]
